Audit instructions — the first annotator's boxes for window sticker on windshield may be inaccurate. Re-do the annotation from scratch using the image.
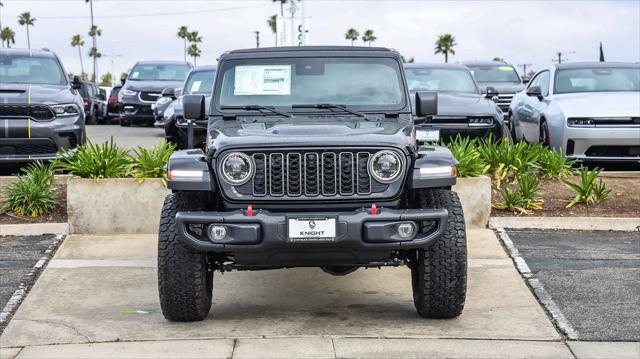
[191,80,202,92]
[234,65,291,95]
[498,66,513,71]
[132,72,139,79]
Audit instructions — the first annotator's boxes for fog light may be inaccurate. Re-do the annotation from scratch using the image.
[210,225,227,241]
[397,222,416,239]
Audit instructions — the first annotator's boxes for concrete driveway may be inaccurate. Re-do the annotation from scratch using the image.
[0,229,573,358]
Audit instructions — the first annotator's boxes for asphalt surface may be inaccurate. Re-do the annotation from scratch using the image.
[85,124,165,150]
[507,229,640,341]
[0,235,59,334]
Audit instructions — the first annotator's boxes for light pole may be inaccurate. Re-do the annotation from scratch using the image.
[103,54,122,87]
[254,31,260,48]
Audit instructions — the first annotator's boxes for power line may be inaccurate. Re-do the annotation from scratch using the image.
[33,4,268,20]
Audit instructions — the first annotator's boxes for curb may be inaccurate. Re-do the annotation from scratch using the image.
[0,223,69,236]
[489,217,640,232]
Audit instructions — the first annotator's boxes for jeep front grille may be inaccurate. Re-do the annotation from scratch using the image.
[0,104,55,121]
[227,148,402,201]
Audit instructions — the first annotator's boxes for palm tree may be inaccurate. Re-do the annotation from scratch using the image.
[71,34,85,80]
[88,25,102,81]
[17,12,36,49]
[187,30,202,45]
[361,29,377,47]
[187,43,201,66]
[85,0,98,80]
[267,15,277,46]
[345,28,359,46]
[1,27,15,48]
[177,26,189,62]
[0,1,4,48]
[434,33,457,63]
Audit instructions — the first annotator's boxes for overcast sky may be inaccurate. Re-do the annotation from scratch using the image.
[1,0,639,81]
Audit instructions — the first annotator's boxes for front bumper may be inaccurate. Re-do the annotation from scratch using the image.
[0,116,83,163]
[563,126,640,162]
[175,207,448,266]
[121,103,154,122]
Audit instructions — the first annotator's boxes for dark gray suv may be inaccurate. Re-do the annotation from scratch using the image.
[0,48,85,163]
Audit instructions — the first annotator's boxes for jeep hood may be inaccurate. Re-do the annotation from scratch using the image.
[434,93,498,117]
[208,116,414,154]
[0,83,77,105]
[123,80,184,92]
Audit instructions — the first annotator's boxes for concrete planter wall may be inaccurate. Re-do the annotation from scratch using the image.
[453,176,492,229]
[67,178,170,234]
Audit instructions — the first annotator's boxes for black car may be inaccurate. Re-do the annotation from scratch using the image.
[462,60,525,121]
[119,61,191,127]
[106,85,122,122]
[157,65,216,149]
[0,48,85,163]
[405,63,508,141]
[78,81,106,124]
[158,46,466,322]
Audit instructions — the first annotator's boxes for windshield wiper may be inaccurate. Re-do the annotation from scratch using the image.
[292,103,368,119]
[221,105,292,118]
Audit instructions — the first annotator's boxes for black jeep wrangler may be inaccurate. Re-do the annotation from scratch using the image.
[159,46,466,321]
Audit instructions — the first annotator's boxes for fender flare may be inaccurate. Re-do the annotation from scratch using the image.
[166,149,216,192]
[409,145,458,189]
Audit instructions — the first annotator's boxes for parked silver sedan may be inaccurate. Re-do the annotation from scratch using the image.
[510,62,640,162]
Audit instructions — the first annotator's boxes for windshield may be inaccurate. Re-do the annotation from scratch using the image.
[467,65,520,83]
[405,67,478,94]
[217,57,405,110]
[0,55,66,85]
[129,63,190,81]
[184,70,216,95]
[554,67,640,94]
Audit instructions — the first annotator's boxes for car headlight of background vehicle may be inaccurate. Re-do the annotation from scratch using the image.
[50,104,80,117]
[220,152,254,185]
[368,150,402,183]
[121,88,138,97]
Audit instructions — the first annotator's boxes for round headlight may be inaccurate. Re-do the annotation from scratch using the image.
[220,152,253,185]
[369,150,402,183]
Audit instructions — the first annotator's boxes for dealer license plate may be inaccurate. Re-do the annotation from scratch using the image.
[288,217,336,242]
[416,129,440,142]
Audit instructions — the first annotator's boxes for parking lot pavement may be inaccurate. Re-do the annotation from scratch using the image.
[85,124,165,150]
[0,235,60,334]
[0,229,574,358]
[506,229,640,342]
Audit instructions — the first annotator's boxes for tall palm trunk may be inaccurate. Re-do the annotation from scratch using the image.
[26,25,30,49]
[89,0,96,81]
[445,52,448,63]
[78,46,85,78]
[183,38,187,62]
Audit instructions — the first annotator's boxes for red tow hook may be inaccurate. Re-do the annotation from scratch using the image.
[246,204,254,217]
[370,203,378,215]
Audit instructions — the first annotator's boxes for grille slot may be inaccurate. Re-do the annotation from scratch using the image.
[245,149,388,198]
[139,92,162,102]
[494,93,514,112]
[0,139,58,155]
[0,104,55,120]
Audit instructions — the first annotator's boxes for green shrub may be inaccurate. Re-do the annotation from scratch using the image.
[55,138,133,179]
[494,173,543,214]
[444,135,488,177]
[536,148,576,179]
[132,141,176,184]
[563,167,611,208]
[2,161,57,217]
[477,140,546,187]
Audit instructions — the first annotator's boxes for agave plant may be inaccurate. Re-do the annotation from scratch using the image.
[132,141,176,185]
[2,161,57,217]
[563,167,611,208]
[54,138,133,179]
[535,148,576,179]
[515,173,544,211]
[444,135,489,177]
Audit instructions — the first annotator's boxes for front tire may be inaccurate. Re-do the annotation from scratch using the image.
[410,189,467,319]
[158,192,213,321]
[540,120,551,147]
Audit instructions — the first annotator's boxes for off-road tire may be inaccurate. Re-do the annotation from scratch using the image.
[411,189,467,319]
[158,192,213,321]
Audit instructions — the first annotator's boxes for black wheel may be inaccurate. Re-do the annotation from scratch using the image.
[540,120,550,146]
[119,118,131,127]
[410,189,467,319]
[86,109,97,125]
[158,192,213,321]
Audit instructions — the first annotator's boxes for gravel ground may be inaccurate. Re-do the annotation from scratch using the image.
[507,229,640,341]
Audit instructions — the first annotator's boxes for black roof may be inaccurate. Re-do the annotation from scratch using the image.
[404,63,470,71]
[555,62,639,69]
[0,48,57,58]
[134,60,192,66]
[221,46,401,60]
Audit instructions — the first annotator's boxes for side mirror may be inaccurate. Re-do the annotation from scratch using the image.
[72,75,82,90]
[415,91,438,119]
[183,94,205,121]
[120,74,127,86]
[485,86,499,99]
[526,86,543,100]
[161,87,176,99]
[175,88,183,98]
